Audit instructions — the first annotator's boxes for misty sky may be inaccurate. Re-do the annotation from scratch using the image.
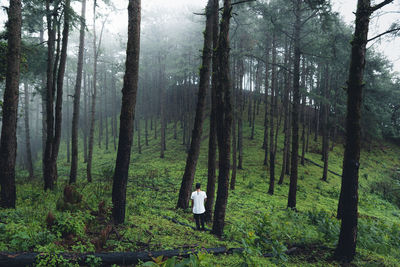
[0,0,399,73]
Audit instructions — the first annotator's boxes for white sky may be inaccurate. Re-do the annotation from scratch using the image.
[0,0,399,72]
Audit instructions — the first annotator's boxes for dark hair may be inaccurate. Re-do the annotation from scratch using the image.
[195,183,201,189]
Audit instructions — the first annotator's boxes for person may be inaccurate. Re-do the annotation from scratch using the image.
[191,183,207,230]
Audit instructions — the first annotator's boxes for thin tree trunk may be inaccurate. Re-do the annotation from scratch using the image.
[263,42,269,166]
[268,33,277,195]
[237,56,244,170]
[69,0,86,184]
[24,82,34,180]
[279,41,290,185]
[176,0,215,209]
[287,0,301,210]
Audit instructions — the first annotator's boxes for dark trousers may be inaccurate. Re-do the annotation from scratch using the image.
[194,213,205,230]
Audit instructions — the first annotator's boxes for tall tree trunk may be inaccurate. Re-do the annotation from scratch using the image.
[176,0,215,209]
[212,0,232,237]
[69,0,86,184]
[24,82,34,180]
[159,55,166,159]
[0,0,21,208]
[321,66,330,182]
[268,33,277,194]
[334,0,392,261]
[44,0,70,190]
[205,0,219,222]
[263,41,270,166]
[83,73,88,162]
[237,55,244,170]
[43,0,56,191]
[300,59,306,166]
[87,0,98,182]
[279,41,290,185]
[287,0,301,209]
[112,0,141,224]
[230,61,237,190]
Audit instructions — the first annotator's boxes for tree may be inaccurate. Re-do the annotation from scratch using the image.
[212,0,233,237]
[177,0,216,210]
[112,0,141,224]
[43,0,71,190]
[0,0,22,208]
[23,81,34,180]
[69,0,87,184]
[205,0,219,222]
[334,0,394,262]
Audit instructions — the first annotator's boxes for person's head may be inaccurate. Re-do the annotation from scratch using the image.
[195,183,201,190]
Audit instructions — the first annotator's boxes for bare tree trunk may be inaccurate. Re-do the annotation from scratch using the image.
[300,59,306,166]
[268,33,277,195]
[263,41,270,166]
[334,0,391,261]
[287,0,301,210]
[212,0,232,237]
[112,0,141,224]
[0,0,21,208]
[279,41,290,185]
[24,82,34,180]
[176,0,215,209]
[321,66,330,182]
[205,0,219,222]
[69,0,86,184]
[237,56,244,170]
[159,55,166,159]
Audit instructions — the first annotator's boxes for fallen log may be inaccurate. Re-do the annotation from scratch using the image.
[0,245,305,267]
[0,247,233,267]
[302,157,341,177]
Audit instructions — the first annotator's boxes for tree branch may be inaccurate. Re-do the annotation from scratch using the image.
[370,0,394,13]
[367,27,400,42]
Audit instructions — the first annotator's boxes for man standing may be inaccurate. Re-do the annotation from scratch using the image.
[191,183,207,230]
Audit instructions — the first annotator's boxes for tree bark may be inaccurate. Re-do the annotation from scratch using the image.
[287,0,301,210]
[0,0,21,208]
[334,0,392,262]
[212,0,232,237]
[24,82,34,180]
[112,0,141,224]
[87,0,98,182]
[69,0,86,184]
[268,33,277,195]
[176,0,215,209]
[205,0,219,222]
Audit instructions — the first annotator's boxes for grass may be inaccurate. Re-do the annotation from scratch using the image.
[4,107,400,266]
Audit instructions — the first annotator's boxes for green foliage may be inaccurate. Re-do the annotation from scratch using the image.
[85,255,102,267]
[141,252,209,267]
[36,253,78,267]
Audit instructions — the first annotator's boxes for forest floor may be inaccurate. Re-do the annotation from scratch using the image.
[5,112,400,266]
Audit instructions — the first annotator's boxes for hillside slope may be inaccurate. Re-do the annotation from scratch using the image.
[5,107,400,266]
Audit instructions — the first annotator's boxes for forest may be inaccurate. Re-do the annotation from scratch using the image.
[0,0,400,266]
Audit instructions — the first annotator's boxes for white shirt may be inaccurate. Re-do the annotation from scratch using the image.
[191,190,207,214]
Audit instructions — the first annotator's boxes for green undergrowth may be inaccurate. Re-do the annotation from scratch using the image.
[4,107,400,266]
